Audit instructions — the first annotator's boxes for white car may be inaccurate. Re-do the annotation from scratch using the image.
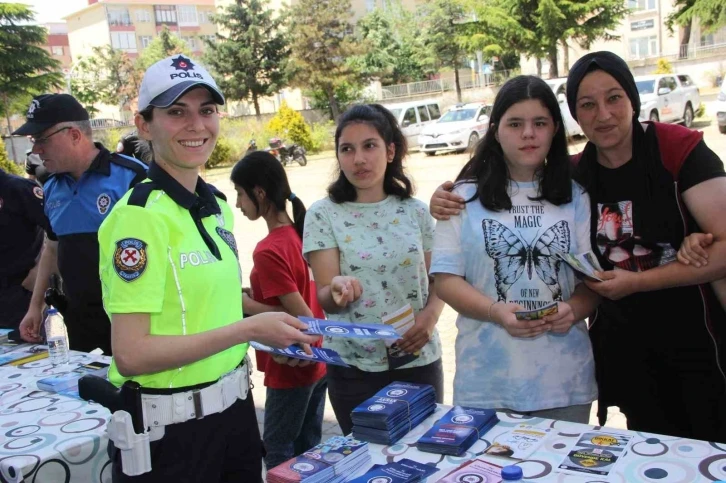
[635,74,701,127]
[716,82,726,134]
[418,103,492,156]
[544,78,584,138]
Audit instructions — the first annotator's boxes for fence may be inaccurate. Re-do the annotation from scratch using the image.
[628,41,726,63]
[380,70,516,100]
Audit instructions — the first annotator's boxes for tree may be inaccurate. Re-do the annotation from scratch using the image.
[0,3,62,161]
[204,0,289,118]
[288,0,362,120]
[667,0,725,58]
[421,0,468,102]
[350,5,432,84]
[137,26,190,71]
[71,46,141,112]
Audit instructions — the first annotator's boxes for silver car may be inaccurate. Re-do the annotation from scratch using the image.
[418,103,491,156]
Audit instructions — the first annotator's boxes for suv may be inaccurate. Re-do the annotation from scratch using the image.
[382,100,442,148]
[716,82,726,134]
[418,103,492,156]
[635,74,701,127]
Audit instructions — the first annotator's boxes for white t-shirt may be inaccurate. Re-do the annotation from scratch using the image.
[431,180,597,411]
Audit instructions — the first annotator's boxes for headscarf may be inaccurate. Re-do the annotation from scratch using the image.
[566,51,640,121]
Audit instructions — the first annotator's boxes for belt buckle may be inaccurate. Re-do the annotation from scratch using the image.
[192,390,204,420]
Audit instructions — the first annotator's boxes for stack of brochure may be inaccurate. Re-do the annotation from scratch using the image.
[351,382,437,445]
[267,436,370,483]
[347,458,437,483]
[417,406,499,456]
[36,358,111,397]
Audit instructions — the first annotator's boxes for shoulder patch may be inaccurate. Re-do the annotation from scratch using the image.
[97,193,111,214]
[33,186,43,199]
[113,238,148,282]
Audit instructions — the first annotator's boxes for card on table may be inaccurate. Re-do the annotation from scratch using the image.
[437,458,503,483]
[484,424,551,459]
[556,431,634,477]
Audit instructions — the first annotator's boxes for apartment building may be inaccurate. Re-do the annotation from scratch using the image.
[43,23,73,73]
[64,0,218,63]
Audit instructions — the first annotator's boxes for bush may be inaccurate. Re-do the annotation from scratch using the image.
[309,120,336,153]
[0,146,24,176]
[266,102,314,152]
[93,127,134,152]
[206,135,234,169]
[654,59,673,74]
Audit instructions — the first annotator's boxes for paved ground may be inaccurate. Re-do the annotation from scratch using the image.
[206,107,726,445]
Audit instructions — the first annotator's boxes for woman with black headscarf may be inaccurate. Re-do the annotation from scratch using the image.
[429,52,726,442]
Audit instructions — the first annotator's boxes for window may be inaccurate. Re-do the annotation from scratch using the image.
[664,76,678,91]
[677,75,693,87]
[427,104,441,120]
[51,46,64,56]
[629,35,657,58]
[111,32,137,51]
[107,7,132,26]
[135,9,152,23]
[198,10,211,24]
[628,0,655,11]
[417,106,430,122]
[203,34,216,44]
[154,5,177,24]
[403,108,417,125]
[366,0,377,11]
[700,33,715,46]
[177,5,198,25]
[139,35,153,48]
[182,36,197,50]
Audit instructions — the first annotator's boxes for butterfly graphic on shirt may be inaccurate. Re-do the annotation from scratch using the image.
[482,219,570,301]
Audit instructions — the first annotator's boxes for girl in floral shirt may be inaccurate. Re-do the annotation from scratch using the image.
[303,104,444,434]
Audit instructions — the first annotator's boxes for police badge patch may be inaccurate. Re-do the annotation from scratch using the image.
[32,186,43,199]
[97,193,111,214]
[114,238,148,282]
[216,227,238,259]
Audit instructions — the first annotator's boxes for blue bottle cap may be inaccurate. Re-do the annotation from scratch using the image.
[47,307,58,315]
[502,465,523,480]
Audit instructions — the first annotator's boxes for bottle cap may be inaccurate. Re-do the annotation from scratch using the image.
[47,307,58,315]
[502,465,523,480]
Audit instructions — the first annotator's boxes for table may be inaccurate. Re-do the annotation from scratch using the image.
[0,348,112,483]
[367,405,726,482]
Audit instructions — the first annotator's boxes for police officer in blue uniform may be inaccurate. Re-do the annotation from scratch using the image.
[15,94,147,354]
[0,167,48,329]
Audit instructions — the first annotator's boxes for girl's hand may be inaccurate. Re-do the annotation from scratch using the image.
[491,303,551,338]
[243,312,321,348]
[584,269,638,300]
[330,276,362,307]
[271,344,315,367]
[543,302,576,334]
[429,181,465,221]
[677,232,713,268]
[397,311,438,354]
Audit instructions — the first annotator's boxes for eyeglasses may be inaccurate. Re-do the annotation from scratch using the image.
[30,126,71,146]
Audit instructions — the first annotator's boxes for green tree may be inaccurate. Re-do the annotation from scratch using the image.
[422,0,468,102]
[204,0,289,119]
[71,46,141,112]
[667,0,725,58]
[288,0,362,120]
[0,3,62,161]
[137,26,190,71]
[350,5,432,84]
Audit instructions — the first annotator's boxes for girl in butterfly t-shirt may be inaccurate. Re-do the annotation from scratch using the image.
[430,76,598,422]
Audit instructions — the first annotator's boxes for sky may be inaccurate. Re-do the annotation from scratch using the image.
[21,0,89,24]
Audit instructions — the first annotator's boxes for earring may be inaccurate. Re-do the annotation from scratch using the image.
[544,158,548,166]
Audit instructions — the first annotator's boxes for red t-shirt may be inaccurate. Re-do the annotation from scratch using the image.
[249,225,327,389]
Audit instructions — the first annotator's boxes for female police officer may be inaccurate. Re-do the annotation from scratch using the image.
[97,55,320,482]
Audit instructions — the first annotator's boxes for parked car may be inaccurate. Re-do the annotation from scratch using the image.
[635,74,701,127]
[382,100,442,148]
[544,78,584,138]
[418,102,492,156]
[716,81,726,134]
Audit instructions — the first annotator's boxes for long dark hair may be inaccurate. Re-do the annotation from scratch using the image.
[456,75,572,211]
[329,103,413,202]
[230,151,307,238]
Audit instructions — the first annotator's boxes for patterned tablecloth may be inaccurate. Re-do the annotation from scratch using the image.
[0,348,112,483]
[368,404,726,482]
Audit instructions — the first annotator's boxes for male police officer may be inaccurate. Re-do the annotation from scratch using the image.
[15,94,147,354]
[0,167,48,329]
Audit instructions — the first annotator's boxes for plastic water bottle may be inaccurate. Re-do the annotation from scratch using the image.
[502,465,524,481]
[45,307,69,366]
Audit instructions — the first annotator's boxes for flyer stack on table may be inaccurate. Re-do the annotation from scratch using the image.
[0,344,113,483]
[268,436,370,483]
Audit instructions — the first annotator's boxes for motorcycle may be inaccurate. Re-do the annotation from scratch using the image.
[245,139,258,156]
[267,138,307,167]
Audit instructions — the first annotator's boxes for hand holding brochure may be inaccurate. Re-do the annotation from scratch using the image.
[299,317,401,340]
[558,252,604,281]
[250,341,349,367]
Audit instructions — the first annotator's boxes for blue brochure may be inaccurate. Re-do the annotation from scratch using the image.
[250,342,350,367]
[299,317,401,340]
[348,458,437,483]
[37,360,111,393]
[267,436,369,483]
[417,406,500,456]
